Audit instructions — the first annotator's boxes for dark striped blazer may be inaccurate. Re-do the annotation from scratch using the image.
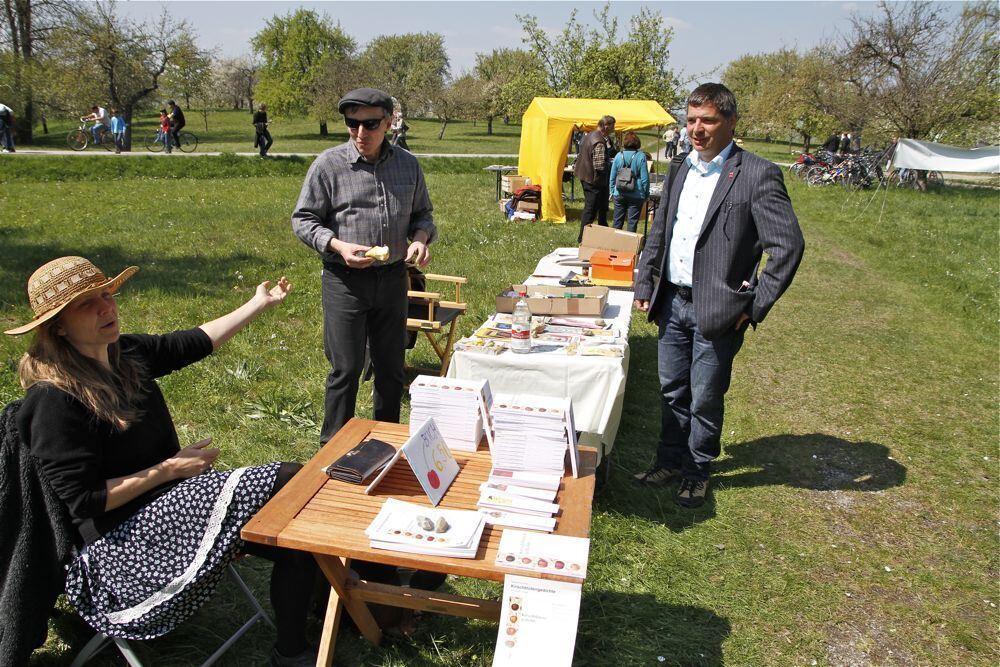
[634,145,805,340]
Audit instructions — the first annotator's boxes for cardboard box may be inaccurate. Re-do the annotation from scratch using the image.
[590,250,635,285]
[578,224,644,260]
[500,198,511,215]
[496,285,608,316]
[501,175,531,193]
[515,200,540,213]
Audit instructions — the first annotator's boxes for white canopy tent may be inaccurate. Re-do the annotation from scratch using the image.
[889,138,1000,174]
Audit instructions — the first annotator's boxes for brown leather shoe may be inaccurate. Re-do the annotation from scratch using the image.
[633,465,682,486]
[676,478,708,508]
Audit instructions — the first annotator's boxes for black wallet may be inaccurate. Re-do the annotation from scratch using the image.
[324,438,397,484]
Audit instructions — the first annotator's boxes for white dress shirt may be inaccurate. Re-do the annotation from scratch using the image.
[667,142,734,287]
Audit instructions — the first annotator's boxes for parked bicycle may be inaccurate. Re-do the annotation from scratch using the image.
[144,130,199,153]
[66,121,115,151]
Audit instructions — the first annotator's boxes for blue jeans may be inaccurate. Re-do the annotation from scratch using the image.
[0,117,13,150]
[91,125,107,145]
[612,196,643,233]
[656,286,746,480]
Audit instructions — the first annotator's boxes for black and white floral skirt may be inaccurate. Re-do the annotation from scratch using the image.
[64,462,280,640]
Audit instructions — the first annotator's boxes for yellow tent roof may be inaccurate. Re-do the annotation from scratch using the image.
[517,97,675,223]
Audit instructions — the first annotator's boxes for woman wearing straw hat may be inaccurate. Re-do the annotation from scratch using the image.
[5,256,318,667]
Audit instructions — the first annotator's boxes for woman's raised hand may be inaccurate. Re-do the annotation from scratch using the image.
[255,276,291,310]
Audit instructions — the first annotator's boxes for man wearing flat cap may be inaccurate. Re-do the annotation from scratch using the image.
[292,87,436,444]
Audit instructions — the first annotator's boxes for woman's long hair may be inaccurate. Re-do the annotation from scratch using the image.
[18,321,146,430]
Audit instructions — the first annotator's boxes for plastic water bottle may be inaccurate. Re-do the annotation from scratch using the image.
[511,291,532,353]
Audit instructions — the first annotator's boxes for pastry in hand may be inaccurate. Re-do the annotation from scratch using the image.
[365,245,390,261]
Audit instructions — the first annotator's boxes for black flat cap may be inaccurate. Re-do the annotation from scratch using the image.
[337,88,394,115]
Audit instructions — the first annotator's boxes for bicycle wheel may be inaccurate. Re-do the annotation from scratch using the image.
[98,130,115,151]
[178,132,198,153]
[927,171,944,187]
[145,133,164,152]
[67,130,89,151]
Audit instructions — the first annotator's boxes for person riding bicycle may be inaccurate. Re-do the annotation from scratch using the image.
[167,100,185,150]
[81,106,111,145]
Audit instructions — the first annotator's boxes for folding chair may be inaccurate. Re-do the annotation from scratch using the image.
[69,563,274,667]
[405,269,467,377]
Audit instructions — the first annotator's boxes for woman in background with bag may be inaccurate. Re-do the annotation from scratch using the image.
[608,131,650,233]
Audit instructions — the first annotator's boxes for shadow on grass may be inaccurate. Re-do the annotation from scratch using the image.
[0,235,261,315]
[332,589,730,667]
[715,433,906,492]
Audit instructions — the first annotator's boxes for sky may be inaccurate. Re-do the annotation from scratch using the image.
[115,1,958,84]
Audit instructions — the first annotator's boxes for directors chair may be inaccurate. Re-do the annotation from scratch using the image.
[405,268,467,377]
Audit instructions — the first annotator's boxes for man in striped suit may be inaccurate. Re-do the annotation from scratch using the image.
[632,83,805,508]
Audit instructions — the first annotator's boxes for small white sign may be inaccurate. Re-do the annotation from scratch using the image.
[491,574,582,667]
[366,418,459,506]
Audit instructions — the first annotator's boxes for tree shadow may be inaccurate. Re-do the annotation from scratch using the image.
[715,434,906,492]
[333,589,729,667]
[0,233,262,316]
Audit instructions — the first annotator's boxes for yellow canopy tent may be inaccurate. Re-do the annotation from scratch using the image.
[517,97,674,223]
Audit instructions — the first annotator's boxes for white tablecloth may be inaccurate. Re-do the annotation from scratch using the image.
[447,248,633,459]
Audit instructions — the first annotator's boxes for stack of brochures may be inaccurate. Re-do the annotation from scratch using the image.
[490,393,573,474]
[477,468,563,533]
[365,498,487,559]
[409,375,493,452]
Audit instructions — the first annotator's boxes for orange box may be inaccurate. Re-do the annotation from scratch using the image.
[590,250,635,285]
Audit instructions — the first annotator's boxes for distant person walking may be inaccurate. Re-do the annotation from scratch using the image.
[0,102,14,153]
[110,108,126,154]
[167,100,185,150]
[574,114,616,241]
[253,104,273,157]
[678,125,691,153]
[663,126,677,159]
[609,131,650,233]
[838,132,850,155]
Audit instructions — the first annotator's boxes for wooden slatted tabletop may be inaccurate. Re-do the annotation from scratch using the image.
[242,418,598,584]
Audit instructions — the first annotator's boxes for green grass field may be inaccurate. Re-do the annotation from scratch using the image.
[1,155,997,666]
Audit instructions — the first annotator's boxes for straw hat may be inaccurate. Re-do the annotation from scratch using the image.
[4,256,138,336]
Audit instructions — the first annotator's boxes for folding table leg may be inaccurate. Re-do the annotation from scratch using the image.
[314,555,382,660]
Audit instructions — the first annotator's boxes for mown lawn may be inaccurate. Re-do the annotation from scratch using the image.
[1,156,996,666]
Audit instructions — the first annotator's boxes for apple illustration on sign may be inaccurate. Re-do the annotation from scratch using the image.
[427,470,441,489]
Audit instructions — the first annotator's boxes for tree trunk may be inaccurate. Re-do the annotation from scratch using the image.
[319,121,328,137]
[15,99,34,145]
[122,108,134,151]
[802,133,812,154]
[41,113,48,134]
[184,94,191,109]
[487,116,493,136]
[248,99,255,114]
[437,120,449,140]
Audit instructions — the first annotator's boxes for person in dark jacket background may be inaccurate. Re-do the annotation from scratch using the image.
[253,103,273,157]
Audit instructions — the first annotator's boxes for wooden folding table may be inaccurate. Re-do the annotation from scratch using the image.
[242,418,597,666]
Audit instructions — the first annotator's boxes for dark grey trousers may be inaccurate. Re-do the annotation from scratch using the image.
[320,262,408,444]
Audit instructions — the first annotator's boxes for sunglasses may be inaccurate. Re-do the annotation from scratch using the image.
[344,116,385,130]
